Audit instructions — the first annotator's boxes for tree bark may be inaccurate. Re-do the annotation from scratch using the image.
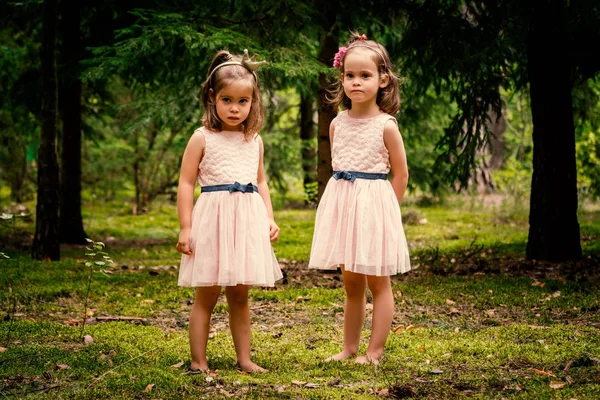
[59,0,87,243]
[526,1,581,261]
[300,92,317,203]
[316,6,338,202]
[32,0,60,261]
[487,106,505,170]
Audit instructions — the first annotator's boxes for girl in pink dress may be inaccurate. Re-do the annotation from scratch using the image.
[176,50,282,373]
[309,33,411,364]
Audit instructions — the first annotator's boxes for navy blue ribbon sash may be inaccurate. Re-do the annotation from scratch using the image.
[201,181,258,193]
[332,170,388,182]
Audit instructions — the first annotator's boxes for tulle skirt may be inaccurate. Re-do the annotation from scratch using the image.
[178,192,283,287]
[309,177,411,276]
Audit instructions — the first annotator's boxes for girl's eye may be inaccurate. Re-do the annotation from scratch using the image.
[240,99,248,104]
[346,73,354,79]
[222,98,231,103]
[362,74,370,79]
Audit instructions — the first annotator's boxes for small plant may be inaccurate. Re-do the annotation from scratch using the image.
[81,238,115,337]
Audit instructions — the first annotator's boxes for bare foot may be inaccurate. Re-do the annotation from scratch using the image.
[236,361,268,373]
[189,361,209,373]
[354,354,382,365]
[324,350,356,362]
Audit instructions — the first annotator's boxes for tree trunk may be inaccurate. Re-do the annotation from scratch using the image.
[525,1,581,261]
[487,106,505,170]
[300,92,317,203]
[32,0,60,261]
[316,7,338,202]
[59,0,87,243]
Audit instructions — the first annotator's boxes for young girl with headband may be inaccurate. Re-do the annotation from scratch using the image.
[309,33,411,364]
[176,49,282,373]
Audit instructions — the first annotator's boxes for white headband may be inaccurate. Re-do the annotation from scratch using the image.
[207,49,267,81]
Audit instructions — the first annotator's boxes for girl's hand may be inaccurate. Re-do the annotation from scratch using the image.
[176,229,193,255]
[269,219,280,242]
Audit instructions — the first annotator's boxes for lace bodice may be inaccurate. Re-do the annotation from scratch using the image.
[331,111,396,174]
[196,127,260,186]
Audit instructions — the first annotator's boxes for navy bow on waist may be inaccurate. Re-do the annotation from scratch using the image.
[228,181,256,193]
[333,171,356,182]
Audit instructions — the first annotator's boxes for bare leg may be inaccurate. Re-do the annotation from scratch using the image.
[225,285,266,373]
[189,286,221,371]
[326,267,367,361]
[355,275,393,364]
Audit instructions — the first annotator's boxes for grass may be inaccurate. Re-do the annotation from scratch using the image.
[1,194,599,398]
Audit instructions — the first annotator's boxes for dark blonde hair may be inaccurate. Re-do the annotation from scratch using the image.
[200,50,264,138]
[329,33,401,115]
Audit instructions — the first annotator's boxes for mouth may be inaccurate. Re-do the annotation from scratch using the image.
[351,90,363,93]
[228,117,240,121]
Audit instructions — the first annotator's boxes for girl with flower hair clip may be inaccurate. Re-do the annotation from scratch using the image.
[309,33,411,364]
[176,49,282,373]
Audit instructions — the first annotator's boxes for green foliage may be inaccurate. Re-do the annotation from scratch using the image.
[80,238,115,337]
[576,128,600,199]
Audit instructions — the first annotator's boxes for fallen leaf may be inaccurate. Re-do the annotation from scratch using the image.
[565,376,574,384]
[0,347,7,352]
[376,388,389,396]
[485,309,496,317]
[205,376,213,383]
[563,360,573,371]
[141,299,154,304]
[144,383,155,392]
[551,291,561,298]
[393,325,405,333]
[219,388,234,397]
[405,325,417,331]
[327,378,341,386]
[532,281,545,287]
[83,335,94,344]
[454,327,460,333]
[56,363,71,370]
[549,381,565,389]
[292,380,307,386]
[446,299,456,305]
[304,382,320,388]
[171,361,184,368]
[532,368,556,377]
[449,307,459,314]
[276,386,286,393]
[429,369,443,374]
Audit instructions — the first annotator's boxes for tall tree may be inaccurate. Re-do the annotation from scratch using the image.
[32,0,60,260]
[525,2,581,260]
[397,0,600,261]
[315,6,338,201]
[299,91,317,203]
[59,0,87,243]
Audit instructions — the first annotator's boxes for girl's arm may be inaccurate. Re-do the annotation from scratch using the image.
[256,135,280,242]
[329,120,335,152]
[383,120,409,204]
[176,130,206,255]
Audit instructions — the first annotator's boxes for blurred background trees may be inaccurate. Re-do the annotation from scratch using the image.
[1,0,599,261]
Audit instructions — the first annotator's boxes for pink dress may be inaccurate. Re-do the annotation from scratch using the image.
[178,128,283,287]
[309,111,411,276]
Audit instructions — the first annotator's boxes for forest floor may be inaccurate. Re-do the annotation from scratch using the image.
[0,195,599,399]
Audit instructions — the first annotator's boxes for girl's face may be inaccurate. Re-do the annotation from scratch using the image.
[212,79,254,131]
[341,49,388,105]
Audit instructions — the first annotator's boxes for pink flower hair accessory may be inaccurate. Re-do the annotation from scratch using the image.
[333,47,347,70]
[358,34,367,40]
